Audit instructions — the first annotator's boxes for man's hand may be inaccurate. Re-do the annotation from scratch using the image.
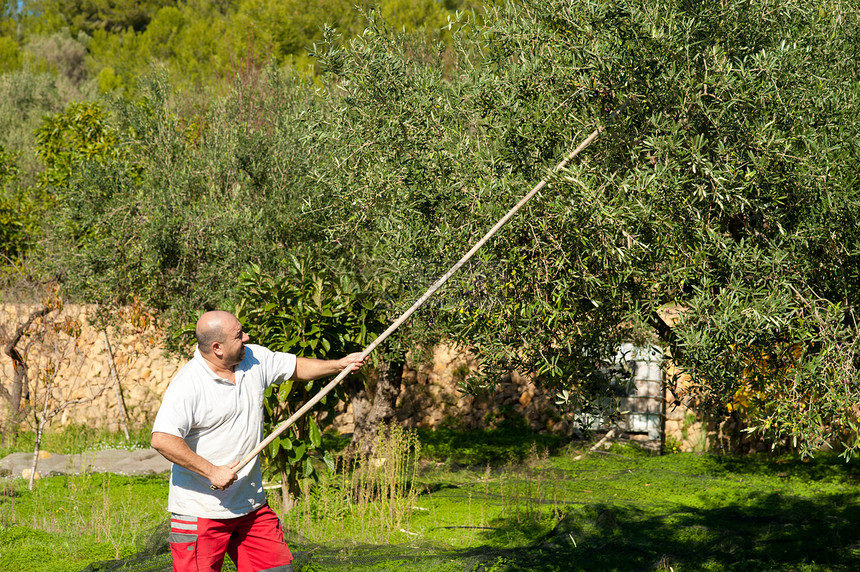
[293,352,367,381]
[339,352,366,373]
[152,432,241,492]
[208,460,239,490]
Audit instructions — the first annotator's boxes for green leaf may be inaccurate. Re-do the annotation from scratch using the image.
[308,417,322,448]
[278,378,294,401]
[322,450,336,473]
[289,442,307,463]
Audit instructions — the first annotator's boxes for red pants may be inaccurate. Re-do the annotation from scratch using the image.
[169,504,293,572]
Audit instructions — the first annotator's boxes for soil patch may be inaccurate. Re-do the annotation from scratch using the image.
[0,448,171,478]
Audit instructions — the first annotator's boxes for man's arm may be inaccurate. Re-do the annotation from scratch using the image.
[292,352,365,381]
[151,431,238,490]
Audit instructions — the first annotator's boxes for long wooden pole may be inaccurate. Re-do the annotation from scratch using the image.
[222,122,611,483]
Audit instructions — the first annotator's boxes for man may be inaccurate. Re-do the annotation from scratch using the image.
[151,310,365,572]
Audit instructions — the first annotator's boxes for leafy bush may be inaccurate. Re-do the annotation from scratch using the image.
[236,256,384,499]
[35,101,120,190]
[0,35,21,72]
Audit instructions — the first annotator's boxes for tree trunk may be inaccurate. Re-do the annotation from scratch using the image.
[350,359,404,455]
[28,421,46,491]
[279,466,299,511]
[2,306,52,445]
[0,365,27,446]
[103,331,130,440]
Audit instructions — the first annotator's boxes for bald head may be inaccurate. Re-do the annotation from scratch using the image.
[195,311,239,355]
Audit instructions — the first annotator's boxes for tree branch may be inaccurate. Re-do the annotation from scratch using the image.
[2,306,53,410]
[646,309,680,359]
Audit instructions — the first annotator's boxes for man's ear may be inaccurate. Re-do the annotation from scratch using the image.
[211,342,223,358]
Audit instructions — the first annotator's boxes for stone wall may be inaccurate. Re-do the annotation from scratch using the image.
[398,346,565,433]
[0,303,179,433]
[662,356,773,454]
[293,345,571,436]
[662,360,709,452]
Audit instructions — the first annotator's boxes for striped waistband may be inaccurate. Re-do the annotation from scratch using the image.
[170,514,198,533]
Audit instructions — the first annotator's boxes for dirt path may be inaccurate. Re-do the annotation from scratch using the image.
[0,448,171,478]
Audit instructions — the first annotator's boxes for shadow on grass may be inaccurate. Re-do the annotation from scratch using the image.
[704,453,860,483]
[471,490,860,571]
[416,416,572,466]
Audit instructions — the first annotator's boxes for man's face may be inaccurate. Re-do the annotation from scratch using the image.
[219,318,250,367]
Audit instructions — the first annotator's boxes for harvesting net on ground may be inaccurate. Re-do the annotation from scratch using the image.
[77,448,858,572]
[79,525,513,572]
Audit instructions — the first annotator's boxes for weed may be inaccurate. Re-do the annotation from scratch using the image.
[275,424,422,545]
[663,435,683,454]
[0,424,152,459]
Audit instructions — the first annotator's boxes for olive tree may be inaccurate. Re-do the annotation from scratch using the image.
[309,0,860,454]
[36,68,330,325]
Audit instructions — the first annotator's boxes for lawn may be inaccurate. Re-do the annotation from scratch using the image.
[401,450,860,571]
[1,430,859,572]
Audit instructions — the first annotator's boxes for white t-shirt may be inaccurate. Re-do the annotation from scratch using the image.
[152,344,297,519]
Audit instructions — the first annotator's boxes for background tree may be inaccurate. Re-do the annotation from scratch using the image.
[0,36,21,72]
[311,0,860,454]
[23,28,89,85]
[0,147,33,263]
[0,71,65,185]
[80,0,467,95]
[0,71,68,270]
[21,0,173,36]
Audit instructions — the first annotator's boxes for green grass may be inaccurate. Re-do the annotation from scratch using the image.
[3,429,860,571]
[415,413,570,466]
[0,424,153,460]
[268,430,860,572]
[0,473,169,572]
[399,447,860,571]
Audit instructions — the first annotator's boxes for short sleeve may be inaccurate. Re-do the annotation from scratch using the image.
[249,345,297,388]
